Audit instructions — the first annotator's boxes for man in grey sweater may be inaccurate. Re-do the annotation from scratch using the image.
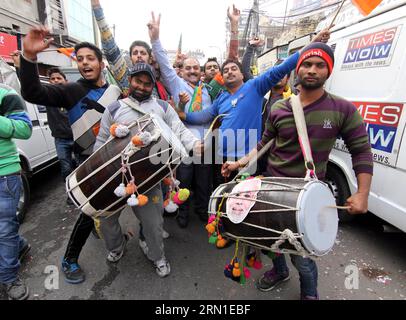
[95,63,202,277]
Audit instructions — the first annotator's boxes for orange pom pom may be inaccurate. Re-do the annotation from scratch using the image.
[247,257,255,268]
[163,199,170,208]
[232,266,241,277]
[125,183,137,195]
[110,124,119,137]
[163,177,172,186]
[216,238,228,248]
[92,123,100,136]
[137,194,149,207]
[205,223,216,234]
[132,135,143,146]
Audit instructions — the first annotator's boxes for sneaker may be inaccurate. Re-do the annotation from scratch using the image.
[256,268,290,292]
[162,229,170,239]
[155,257,171,277]
[62,258,85,284]
[19,243,31,262]
[5,278,29,300]
[107,234,128,263]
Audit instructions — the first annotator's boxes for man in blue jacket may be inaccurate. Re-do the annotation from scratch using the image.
[176,29,331,189]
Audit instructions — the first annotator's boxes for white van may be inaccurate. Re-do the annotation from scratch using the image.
[257,1,406,232]
[15,101,58,222]
[318,1,406,232]
[1,61,58,222]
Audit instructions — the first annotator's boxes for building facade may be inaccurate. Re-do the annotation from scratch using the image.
[0,0,96,71]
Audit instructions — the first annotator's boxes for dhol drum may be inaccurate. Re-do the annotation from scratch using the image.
[66,113,188,217]
[209,177,339,257]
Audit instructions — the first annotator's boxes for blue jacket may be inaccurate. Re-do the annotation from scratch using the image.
[185,51,299,158]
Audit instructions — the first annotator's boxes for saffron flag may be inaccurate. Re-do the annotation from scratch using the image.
[351,0,383,16]
[57,47,77,61]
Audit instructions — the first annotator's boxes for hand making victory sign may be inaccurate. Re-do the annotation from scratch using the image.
[147,12,161,42]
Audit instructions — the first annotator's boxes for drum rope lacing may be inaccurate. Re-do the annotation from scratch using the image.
[224,231,309,257]
[211,178,311,258]
[70,115,183,218]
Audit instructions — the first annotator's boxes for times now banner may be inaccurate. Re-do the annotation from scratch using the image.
[334,101,404,167]
[0,32,18,63]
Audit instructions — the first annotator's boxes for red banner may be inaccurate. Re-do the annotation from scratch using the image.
[0,32,18,63]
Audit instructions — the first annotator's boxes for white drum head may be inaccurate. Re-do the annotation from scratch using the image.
[152,114,188,158]
[296,180,338,256]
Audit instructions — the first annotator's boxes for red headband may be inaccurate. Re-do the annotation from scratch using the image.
[296,49,334,75]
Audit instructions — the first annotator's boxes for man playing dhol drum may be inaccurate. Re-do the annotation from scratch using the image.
[221,42,373,300]
[94,63,203,277]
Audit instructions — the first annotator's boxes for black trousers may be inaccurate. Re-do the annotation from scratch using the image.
[63,212,94,261]
[176,162,212,218]
[63,154,94,261]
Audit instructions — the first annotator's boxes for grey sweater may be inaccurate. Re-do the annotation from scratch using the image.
[95,96,199,154]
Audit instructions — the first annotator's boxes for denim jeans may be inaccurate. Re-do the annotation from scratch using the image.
[54,138,77,181]
[273,253,318,297]
[0,174,25,284]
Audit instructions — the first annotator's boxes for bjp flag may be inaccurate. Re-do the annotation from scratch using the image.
[351,0,383,16]
[57,47,77,61]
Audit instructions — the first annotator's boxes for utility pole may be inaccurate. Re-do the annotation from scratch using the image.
[282,0,289,33]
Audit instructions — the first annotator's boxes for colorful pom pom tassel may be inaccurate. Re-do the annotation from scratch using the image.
[137,194,149,207]
[127,194,139,207]
[114,183,127,198]
[110,124,130,138]
[126,182,137,195]
[165,200,178,213]
[132,135,143,146]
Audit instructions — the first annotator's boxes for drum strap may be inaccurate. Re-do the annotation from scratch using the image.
[122,98,148,116]
[290,95,317,181]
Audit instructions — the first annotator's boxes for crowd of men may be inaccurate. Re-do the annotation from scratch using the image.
[0,0,372,300]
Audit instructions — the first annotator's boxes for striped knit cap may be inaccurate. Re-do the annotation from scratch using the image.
[296,43,335,77]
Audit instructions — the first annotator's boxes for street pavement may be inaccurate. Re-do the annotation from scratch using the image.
[1,164,406,301]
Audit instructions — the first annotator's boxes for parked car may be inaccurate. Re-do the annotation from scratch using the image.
[15,100,58,222]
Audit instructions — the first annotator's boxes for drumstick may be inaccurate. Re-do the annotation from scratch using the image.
[203,114,228,141]
[233,139,273,181]
[327,205,351,210]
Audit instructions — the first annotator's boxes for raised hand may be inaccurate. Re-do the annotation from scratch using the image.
[147,12,161,41]
[22,26,54,60]
[312,28,331,44]
[248,37,265,47]
[10,50,21,68]
[228,4,241,23]
[90,0,100,7]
